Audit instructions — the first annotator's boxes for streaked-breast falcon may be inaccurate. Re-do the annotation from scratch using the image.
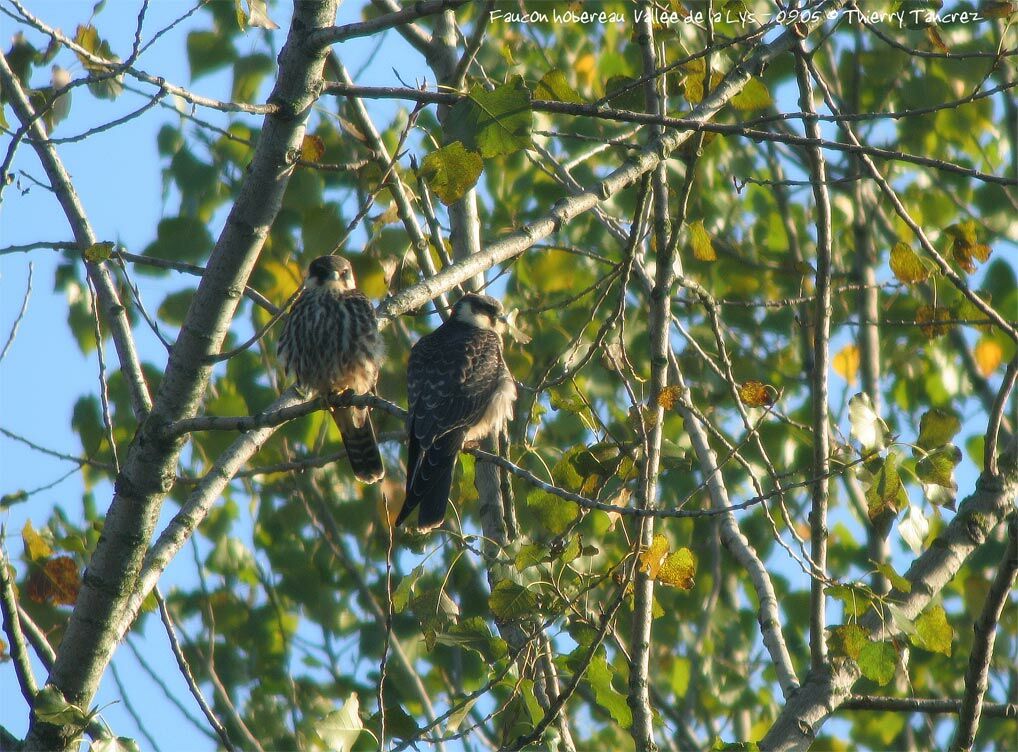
[397,293,517,529]
[278,255,385,483]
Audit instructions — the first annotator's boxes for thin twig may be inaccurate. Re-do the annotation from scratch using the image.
[156,590,238,752]
[0,261,32,364]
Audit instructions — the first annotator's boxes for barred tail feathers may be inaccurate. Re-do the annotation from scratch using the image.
[332,406,384,483]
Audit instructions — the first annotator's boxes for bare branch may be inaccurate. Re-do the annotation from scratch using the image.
[322,83,1014,185]
[308,0,469,48]
[795,44,833,672]
[0,261,32,365]
[841,695,1017,718]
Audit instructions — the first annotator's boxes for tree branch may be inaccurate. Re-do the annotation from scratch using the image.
[20,4,341,749]
[795,44,833,673]
[0,543,37,704]
[308,0,469,48]
[0,50,153,420]
[373,0,853,321]
[760,442,1018,751]
[950,514,1018,751]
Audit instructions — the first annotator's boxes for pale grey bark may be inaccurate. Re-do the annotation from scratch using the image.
[794,46,833,673]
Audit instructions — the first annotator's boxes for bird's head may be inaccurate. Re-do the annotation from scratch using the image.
[453,293,506,332]
[306,255,356,291]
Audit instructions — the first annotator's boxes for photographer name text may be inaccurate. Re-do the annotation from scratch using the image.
[489,7,985,28]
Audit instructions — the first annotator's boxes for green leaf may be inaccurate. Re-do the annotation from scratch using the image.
[857,641,897,686]
[314,694,363,752]
[446,76,532,158]
[730,76,773,111]
[916,445,961,490]
[33,685,90,728]
[827,584,873,619]
[527,489,578,535]
[829,624,868,660]
[302,204,344,256]
[898,503,929,555]
[207,537,258,583]
[433,616,507,661]
[670,656,691,696]
[849,392,886,450]
[488,580,540,621]
[445,697,477,735]
[186,31,237,80]
[231,53,274,103]
[889,242,929,284]
[873,562,912,593]
[864,452,908,521]
[587,653,633,728]
[90,737,141,752]
[604,75,643,110]
[916,408,961,451]
[142,217,214,266]
[514,542,550,571]
[392,565,422,613]
[157,289,196,327]
[535,69,582,103]
[420,142,483,205]
[912,604,953,656]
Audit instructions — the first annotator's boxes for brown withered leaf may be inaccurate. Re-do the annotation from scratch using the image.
[26,556,80,606]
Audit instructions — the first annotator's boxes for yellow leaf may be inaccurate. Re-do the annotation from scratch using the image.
[730,76,773,112]
[22,520,52,562]
[738,380,773,407]
[973,337,1003,377]
[657,548,696,589]
[689,220,716,261]
[638,534,669,579]
[575,53,596,89]
[656,385,683,410]
[889,242,929,284]
[300,134,325,163]
[833,345,860,385]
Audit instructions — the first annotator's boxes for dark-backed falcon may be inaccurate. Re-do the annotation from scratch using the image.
[278,255,385,483]
[397,293,517,530]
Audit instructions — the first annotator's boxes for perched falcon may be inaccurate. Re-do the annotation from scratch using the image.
[278,255,385,483]
[397,293,517,529]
